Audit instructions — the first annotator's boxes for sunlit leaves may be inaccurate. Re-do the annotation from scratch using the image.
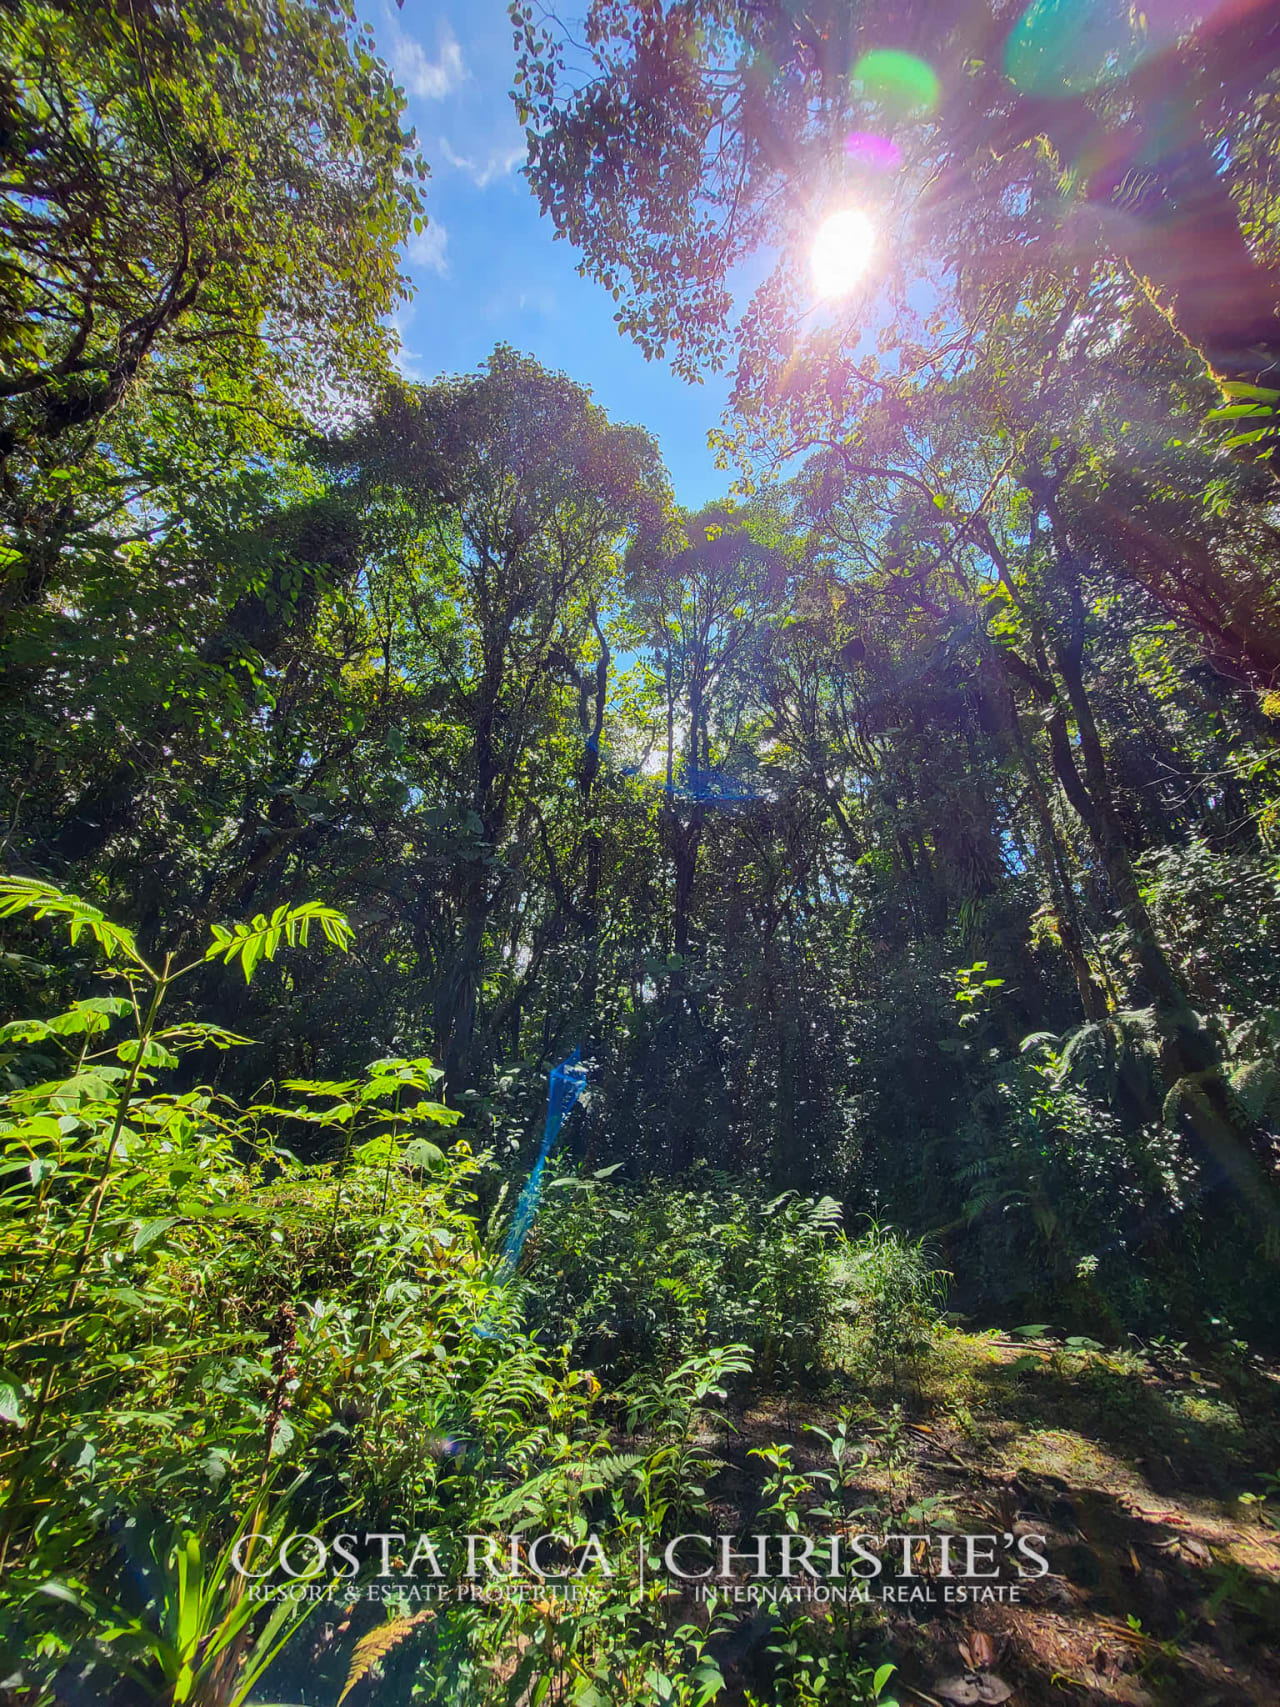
[116,1039,181,1071]
[0,877,142,965]
[0,1371,28,1427]
[204,902,354,983]
[1207,384,1280,452]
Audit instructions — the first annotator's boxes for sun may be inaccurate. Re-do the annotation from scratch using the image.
[810,208,876,298]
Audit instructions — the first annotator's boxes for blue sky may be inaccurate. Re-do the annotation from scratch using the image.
[360,0,736,510]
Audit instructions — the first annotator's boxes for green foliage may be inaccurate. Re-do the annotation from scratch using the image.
[1136,837,1280,1012]
[7,0,1280,1699]
[519,0,1280,456]
[750,1619,899,1707]
[0,0,425,577]
[1207,384,1280,451]
[205,901,355,982]
[0,876,143,964]
[829,1224,950,1379]
[523,1170,843,1383]
[0,886,510,1693]
[33,1503,323,1707]
[0,886,767,1706]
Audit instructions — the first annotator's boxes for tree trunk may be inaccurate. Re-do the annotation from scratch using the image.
[670,807,703,964]
[998,667,1109,1023]
[1039,617,1280,1239]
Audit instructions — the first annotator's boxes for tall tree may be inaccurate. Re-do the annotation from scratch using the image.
[326,349,669,1087]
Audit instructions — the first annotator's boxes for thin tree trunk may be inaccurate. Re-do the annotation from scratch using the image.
[999,667,1109,1023]
[1037,613,1280,1237]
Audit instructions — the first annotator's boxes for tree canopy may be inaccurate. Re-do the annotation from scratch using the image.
[516,0,1280,458]
[0,0,426,616]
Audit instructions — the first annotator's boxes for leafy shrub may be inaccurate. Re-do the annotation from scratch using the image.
[829,1223,949,1380]
[0,880,760,1707]
[1136,838,1280,1012]
[520,1167,843,1383]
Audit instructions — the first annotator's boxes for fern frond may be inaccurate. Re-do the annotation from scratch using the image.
[590,1451,642,1484]
[338,1610,433,1704]
[1058,1022,1104,1077]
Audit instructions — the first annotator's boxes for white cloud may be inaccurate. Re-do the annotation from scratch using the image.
[479,282,558,321]
[392,339,430,380]
[438,135,526,189]
[389,22,464,100]
[407,220,449,276]
[385,300,428,379]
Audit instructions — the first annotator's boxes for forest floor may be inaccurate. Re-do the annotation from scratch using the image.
[694,1328,1280,1706]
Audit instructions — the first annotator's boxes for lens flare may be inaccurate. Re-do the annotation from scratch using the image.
[1002,0,1219,96]
[811,209,876,299]
[1004,0,1134,94]
[851,50,940,117]
[845,131,903,171]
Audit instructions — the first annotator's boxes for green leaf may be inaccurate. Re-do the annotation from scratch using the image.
[401,1138,445,1168]
[155,1022,254,1052]
[48,1004,114,1037]
[1206,402,1275,421]
[34,1579,85,1607]
[133,1216,180,1254]
[268,1415,295,1457]
[97,1288,153,1315]
[691,1659,725,1705]
[1220,427,1277,449]
[405,1099,461,1126]
[0,1369,28,1425]
[1218,381,1280,401]
[0,1019,51,1042]
[117,1038,180,1070]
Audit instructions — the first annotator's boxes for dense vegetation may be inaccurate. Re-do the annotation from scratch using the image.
[2,0,1280,1702]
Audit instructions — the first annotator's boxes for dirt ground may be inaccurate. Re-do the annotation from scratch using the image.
[695,1328,1280,1705]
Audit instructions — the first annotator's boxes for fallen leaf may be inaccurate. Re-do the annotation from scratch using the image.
[969,1632,997,1668]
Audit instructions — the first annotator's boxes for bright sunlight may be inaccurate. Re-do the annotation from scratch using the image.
[810,207,876,298]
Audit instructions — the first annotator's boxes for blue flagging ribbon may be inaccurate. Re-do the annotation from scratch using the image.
[499,1048,588,1278]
